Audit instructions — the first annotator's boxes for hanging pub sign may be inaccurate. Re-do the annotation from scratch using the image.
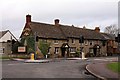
[18,47,26,52]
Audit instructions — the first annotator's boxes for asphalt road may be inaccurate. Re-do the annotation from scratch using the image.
[2,57,117,79]
[2,59,96,79]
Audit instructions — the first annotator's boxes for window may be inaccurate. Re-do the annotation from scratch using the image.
[42,39,47,43]
[71,39,75,44]
[55,47,59,54]
[80,47,84,52]
[89,41,92,45]
[54,40,59,44]
[0,48,4,54]
[70,47,76,53]
[84,40,88,45]
[79,43,84,46]
[89,48,93,53]
[96,40,99,44]
[102,41,106,46]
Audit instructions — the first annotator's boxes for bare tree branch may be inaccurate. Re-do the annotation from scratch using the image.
[104,24,119,36]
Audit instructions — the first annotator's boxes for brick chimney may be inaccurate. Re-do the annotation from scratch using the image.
[54,19,59,26]
[95,27,100,33]
[26,14,31,23]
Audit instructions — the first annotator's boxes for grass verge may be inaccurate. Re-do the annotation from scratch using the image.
[107,62,120,73]
[0,55,30,59]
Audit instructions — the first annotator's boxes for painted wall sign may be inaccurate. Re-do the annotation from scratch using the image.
[18,47,26,52]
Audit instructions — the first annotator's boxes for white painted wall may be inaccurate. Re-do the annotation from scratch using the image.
[0,31,16,42]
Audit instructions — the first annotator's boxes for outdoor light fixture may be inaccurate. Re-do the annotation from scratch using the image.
[65,45,68,48]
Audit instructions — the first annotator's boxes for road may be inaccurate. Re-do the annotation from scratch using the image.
[2,57,117,79]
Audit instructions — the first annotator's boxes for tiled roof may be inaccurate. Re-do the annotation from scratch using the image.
[29,22,66,39]
[0,30,8,38]
[26,22,110,40]
[60,25,105,40]
[101,33,115,40]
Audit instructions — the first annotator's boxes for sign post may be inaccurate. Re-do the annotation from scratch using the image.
[34,32,37,60]
[79,35,86,59]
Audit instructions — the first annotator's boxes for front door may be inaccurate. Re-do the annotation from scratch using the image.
[93,48,97,56]
[61,48,66,57]
[93,45,101,56]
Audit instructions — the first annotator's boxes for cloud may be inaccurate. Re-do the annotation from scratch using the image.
[0,0,118,38]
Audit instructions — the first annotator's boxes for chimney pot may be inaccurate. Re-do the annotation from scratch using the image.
[26,14,31,23]
[54,19,59,26]
[95,27,100,33]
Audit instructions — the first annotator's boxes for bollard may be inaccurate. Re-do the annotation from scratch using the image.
[31,53,34,60]
[82,52,85,59]
[46,55,48,58]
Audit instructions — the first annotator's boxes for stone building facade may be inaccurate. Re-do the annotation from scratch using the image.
[20,15,117,58]
[0,30,17,54]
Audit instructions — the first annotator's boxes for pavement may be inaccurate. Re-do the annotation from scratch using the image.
[86,58,119,80]
[12,57,88,63]
[11,57,119,80]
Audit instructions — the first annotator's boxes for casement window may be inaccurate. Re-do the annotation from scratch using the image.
[102,41,106,46]
[89,48,93,53]
[43,39,47,43]
[71,39,75,44]
[96,40,99,44]
[70,47,76,53]
[80,47,84,52]
[55,47,59,54]
[42,39,47,43]
[84,40,88,45]
[54,40,59,44]
[0,48,4,54]
[89,41,93,45]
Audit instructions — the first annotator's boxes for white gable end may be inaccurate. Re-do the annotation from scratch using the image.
[0,31,16,42]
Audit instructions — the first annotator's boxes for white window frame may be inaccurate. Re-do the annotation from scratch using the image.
[89,48,93,53]
[0,47,4,54]
[42,39,47,43]
[55,47,59,54]
[54,40,59,44]
[96,40,99,44]
[89,41,93,46]
[70,47,76,53]
[84,40,88,45]
[71,38,75,44]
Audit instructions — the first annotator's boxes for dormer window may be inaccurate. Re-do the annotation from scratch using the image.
[72,38,75,44]
[89,41,93,45]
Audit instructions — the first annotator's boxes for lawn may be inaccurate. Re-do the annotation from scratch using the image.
[0,55,30,59]
[0,56,11,59]
[107,62,120,73]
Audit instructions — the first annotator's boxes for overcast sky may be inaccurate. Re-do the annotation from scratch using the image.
[0,0,119,38]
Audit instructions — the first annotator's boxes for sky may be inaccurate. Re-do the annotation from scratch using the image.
[0,0,119,39]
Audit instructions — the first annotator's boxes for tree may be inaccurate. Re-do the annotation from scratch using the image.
[20,36,35,54]
[12,41,21,54]
[38,40,50,57]
[104,24,119,36]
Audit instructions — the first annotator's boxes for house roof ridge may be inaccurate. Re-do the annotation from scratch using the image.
[30,21,97,32]
[21,21,109,40]
[30,21,54,26]
[0,30,9,38]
